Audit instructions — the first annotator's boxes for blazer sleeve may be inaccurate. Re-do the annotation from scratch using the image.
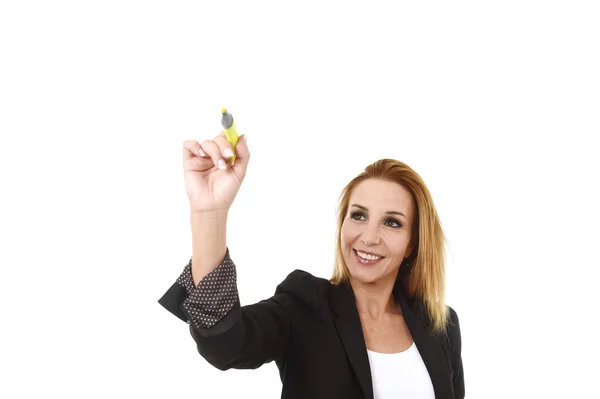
[158,248,239,329]
[448,306,465,399]
[158,249,315,371]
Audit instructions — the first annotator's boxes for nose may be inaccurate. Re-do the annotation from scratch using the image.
[360,222,381,246]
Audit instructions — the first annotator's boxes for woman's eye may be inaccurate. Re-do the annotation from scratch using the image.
[385,219,402,228]
[350,211,365,221]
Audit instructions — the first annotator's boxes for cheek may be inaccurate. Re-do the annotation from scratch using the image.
[340,222,358,246]
[392,234,411,254]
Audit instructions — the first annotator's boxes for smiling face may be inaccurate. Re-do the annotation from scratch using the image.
[340,178,416,286]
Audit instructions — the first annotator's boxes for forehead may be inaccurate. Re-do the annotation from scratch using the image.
[350,179,414,214]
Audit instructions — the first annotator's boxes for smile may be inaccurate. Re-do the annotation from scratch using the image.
[353,249,384,264]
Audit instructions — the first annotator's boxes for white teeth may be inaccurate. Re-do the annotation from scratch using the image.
[356,250,381,261]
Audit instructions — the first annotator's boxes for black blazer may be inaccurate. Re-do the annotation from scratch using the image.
[159,268,465,399]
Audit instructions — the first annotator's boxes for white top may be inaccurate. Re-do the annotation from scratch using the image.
[367,342,435,399]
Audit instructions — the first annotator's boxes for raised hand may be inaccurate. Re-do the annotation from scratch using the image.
[182,132,250,213]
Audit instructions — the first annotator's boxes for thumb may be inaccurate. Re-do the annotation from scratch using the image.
[232,134,250,174]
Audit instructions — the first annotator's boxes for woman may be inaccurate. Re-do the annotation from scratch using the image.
[159,132,465,399]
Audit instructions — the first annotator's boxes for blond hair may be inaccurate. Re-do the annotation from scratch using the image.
[330,159,449,335]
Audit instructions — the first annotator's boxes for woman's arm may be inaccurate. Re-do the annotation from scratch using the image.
[159,251,296,370]
[159,209,295,370]
[189,209,228,286]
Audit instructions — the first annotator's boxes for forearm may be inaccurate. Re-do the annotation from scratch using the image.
[190,207,228,286]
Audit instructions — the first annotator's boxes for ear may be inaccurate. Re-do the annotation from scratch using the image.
[405,241,415,259]
[404,244,412,259]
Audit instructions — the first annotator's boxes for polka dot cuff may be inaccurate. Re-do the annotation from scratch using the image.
[176,248,239,330]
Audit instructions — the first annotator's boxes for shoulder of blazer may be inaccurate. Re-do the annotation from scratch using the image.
[446,305,461,354]
[272,269,332,317]
[447,306,459,329]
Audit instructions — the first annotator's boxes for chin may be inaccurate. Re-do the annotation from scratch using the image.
[346,263,385,284]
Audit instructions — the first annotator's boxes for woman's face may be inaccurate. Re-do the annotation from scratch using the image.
[341,178,415,285]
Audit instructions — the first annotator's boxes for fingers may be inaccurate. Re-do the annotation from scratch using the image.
[181,136,227,170]
[183,140,205,159]
[214,131,249,166]
[200,140,228,170]
[183,131,250,172]
[215,130,250,163]
[213,135,235,161]
[204,131,247,169]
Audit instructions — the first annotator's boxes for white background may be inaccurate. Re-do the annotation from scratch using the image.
[1,1,599,398]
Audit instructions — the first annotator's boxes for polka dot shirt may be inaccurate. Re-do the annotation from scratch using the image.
[176,248,239,330]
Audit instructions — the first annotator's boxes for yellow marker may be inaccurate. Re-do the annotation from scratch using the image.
[220,106,239,165]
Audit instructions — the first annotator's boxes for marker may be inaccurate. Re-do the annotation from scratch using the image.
[220,107,239,165]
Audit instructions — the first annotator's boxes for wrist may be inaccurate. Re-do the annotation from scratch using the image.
[190,207,229,219]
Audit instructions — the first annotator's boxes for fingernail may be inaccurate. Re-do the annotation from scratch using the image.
[218,159,227,170]
[224,148,233,158]
[198,148,206,157]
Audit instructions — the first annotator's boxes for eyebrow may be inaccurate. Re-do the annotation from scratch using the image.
[351,204,407,218]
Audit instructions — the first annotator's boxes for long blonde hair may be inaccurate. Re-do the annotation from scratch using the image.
[330,158,449,335]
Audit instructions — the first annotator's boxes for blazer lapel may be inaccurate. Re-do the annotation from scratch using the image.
[396,291,455,399]
[330,281,455,399]
[330,282,374,399]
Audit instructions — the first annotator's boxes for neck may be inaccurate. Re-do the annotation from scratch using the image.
[349,275,400,321]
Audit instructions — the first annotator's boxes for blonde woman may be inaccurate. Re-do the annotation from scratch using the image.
[159,132,465,399]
